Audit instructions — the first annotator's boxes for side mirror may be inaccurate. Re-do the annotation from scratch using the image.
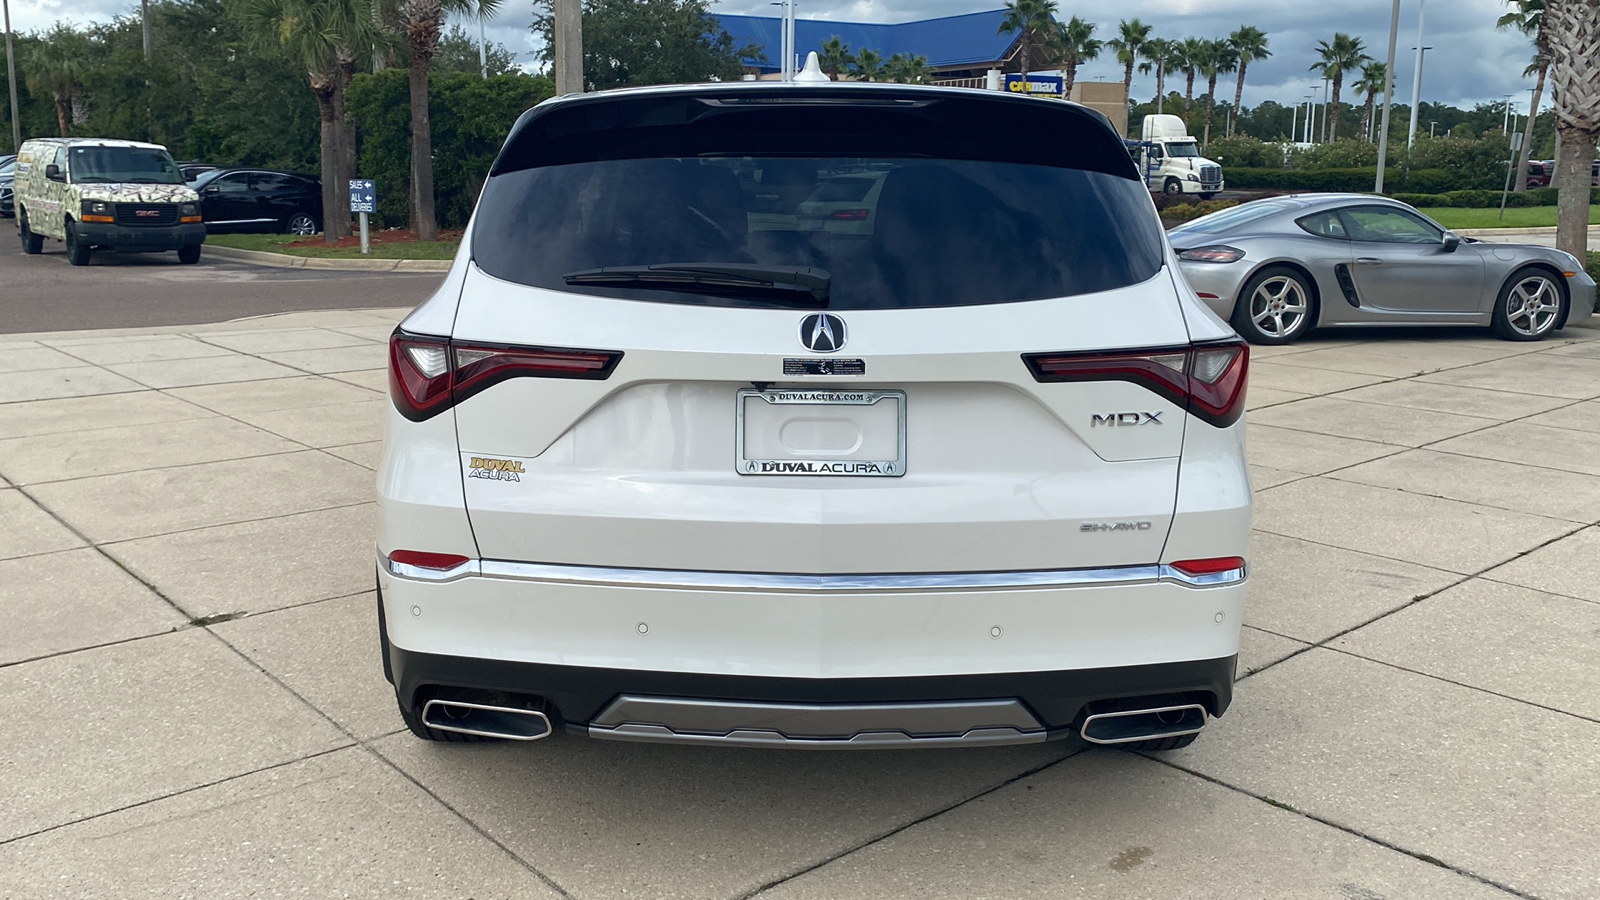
[45,164,62,181]
[204,185,219,193]
[1442,232,1461,252]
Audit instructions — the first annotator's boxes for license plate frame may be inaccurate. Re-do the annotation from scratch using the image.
[736,388,906,477]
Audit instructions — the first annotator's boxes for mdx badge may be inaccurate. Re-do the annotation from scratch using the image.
[1092,412,1163,426]
[799,314,847,352]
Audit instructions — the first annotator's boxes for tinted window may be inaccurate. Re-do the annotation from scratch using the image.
[1296,211,1347,238]
[1171,198,1299,237]
[209,173,251,193]
[69,146,183,184]
[474,157,1163,310]
[252,173,299,191]
[1340,207,1440,244]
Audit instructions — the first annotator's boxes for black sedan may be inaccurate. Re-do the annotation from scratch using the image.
[0,154,15,218]
[191,168,322,235]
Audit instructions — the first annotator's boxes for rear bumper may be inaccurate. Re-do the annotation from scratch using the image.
[78,222,205,250]
[386,639,1237,741]
[379,556,1244,742]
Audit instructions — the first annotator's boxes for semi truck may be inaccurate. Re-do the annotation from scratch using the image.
[1126,114,1224,199]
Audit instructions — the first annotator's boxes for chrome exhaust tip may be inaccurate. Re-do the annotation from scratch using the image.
[1080,703,1206,745]
[421,699,553,741]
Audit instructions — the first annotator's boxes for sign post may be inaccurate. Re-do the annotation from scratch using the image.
[1499,133,1523,222]
[349,179,376,255]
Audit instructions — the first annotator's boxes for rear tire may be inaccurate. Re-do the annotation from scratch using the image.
[64,219,90,266]
[177,244,202,265]
[284,212,317,236]
[1122,732,1199,752]
[1198,192,1217,200]
[1490,267,1565,341]
[1232,265,1314,344]
[19,210,43,254]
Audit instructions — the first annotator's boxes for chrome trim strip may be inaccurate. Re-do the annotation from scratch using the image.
[589,723,1048,749]
[383,553,1246,592]
[473,560,1245,593]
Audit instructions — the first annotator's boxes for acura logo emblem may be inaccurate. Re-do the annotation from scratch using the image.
[799,314,847,352]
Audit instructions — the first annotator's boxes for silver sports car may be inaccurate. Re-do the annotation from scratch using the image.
[1170,193,1595,344]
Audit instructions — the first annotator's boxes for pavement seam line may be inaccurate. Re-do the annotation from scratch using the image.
[363,742,578,899]
[198,621,578,898]
[0,744,356,849]
[731,745,1088,900]
[1239,519,1593,682]
[1137,753,1542,900]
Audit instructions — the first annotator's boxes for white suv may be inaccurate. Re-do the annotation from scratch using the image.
[377,82,1252,751]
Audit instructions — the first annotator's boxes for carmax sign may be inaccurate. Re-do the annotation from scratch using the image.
[1004,74,1064,98]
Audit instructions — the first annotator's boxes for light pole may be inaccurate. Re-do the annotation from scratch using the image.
[1406,42,1432,149]
[553,0,583,95]
[2,0,17,154]
[1430,120,1437,138]
[1303,93,1316,143]
[1374,0,1401,192]
[1321,77,1330,142]
[1501,93,1515,134]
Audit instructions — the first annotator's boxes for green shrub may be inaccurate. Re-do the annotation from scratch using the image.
[1223,167,1480,194]
[1296,139,1379,170]
[1159,198,1240,225]
[1405,135,1509,190]
[1205,135,1284,169]
[346,69,555,229]
[1387,186,1590,208]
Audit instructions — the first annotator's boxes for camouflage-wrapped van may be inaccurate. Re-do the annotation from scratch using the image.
[14,138,205,266]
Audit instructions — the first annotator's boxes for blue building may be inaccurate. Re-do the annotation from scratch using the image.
[717,9,1037,84]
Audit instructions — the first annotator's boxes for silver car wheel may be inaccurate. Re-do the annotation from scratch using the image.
[1249,275,1309,338]
[286,213,317,236]
[1505,275,1561,337]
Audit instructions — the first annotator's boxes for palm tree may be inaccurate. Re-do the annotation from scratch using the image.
[1139,37,1179,113]
[1544,0,1599,257]
[1178,37,1206,119]
[1311,33,1369,142]
[1199,39,1238,147]
[884,53,930,84]
[1227,25,1270,136]
[22,24,90,138]
[997,0,1058,80]
[850,48,883,82]
[1499,0,1549,191]
[1354,62,1388,141]
[237,0,376,244]
[1051,16,1101,97]
[1106,19,1152,99]
[819,36,855,81]
[379,0,501,242]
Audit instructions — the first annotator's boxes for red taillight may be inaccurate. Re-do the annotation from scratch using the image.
[1022,340,1249,428]
[389,331,622,422]
[1169,557,1246,576]
[830,209,870,220]
[388,550,471,570]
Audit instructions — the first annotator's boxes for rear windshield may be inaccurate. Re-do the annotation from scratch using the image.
[1169,198,1299,237]
[70,146,183,185]
[472,92,1165,310]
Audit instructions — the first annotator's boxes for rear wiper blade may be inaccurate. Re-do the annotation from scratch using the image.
[564,263,830,306]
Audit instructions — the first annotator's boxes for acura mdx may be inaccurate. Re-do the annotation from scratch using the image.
[377,82,1252,751]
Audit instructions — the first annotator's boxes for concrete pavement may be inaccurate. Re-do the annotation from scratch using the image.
[0,242,441,334]
[1,308,1598,898]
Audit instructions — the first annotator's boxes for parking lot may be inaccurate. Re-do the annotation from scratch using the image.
[1,301,1597,898]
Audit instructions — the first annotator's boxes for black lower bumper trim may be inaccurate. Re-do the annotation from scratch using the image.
[79,222,205,250]
[387,642,1236,733]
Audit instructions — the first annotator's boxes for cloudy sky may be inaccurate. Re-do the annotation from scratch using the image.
[8,0,1541,111]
